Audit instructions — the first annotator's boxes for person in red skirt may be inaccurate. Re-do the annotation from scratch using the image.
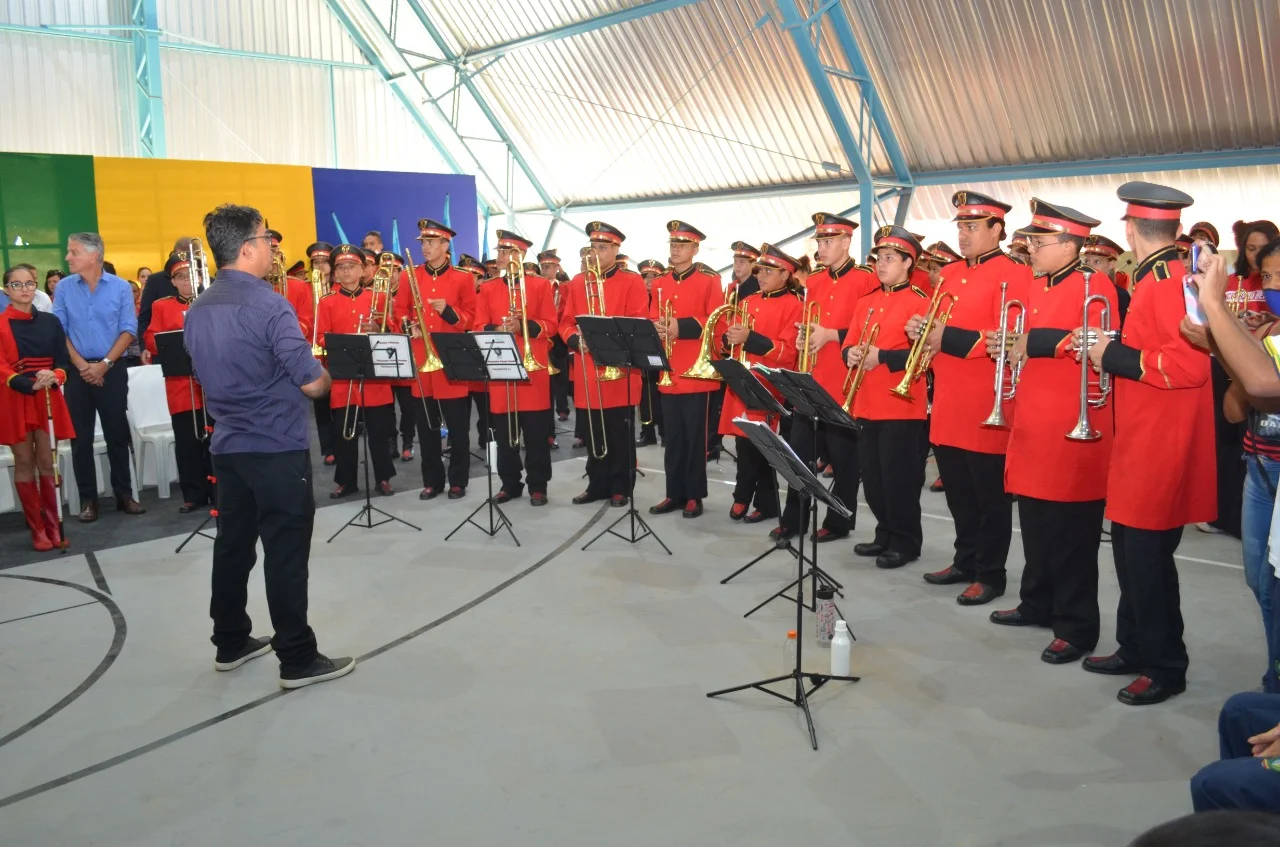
[0,264,75,550]
[719,243,802,523]
[143,254,215,512]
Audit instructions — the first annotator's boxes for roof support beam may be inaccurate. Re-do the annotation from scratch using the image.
[402,0,558,214]
[465,0,701,62]
[130,0,166,157]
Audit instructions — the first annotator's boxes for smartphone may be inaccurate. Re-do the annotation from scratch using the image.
[1184,276,1207,326]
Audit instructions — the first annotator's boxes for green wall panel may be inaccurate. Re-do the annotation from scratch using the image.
[0,152,99,290]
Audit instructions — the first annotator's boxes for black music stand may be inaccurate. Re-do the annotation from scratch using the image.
[435,331,528,546]
[577,315,671,554]
[740,368,856,618]
[155,331,218,552]
[325,333,422,543]
[707,419,859,750]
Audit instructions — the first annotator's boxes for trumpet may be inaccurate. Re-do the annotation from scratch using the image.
[796,300,821,373]
[657,288,674,387]
[979,281,1025,429]
[309,269,326,355]
[891,285,957,400]
[841,309,878,413]
[402,250,444,374]
[1066,270,1116,442]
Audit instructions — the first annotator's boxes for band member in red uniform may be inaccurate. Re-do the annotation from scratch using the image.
[475,231,557,505]
[143,255,214,512]
[910,191,1032,605]
[728,241,761,301]
[1008,232,1032,265]
[560,222,648,505]
[1,264,74,550]
[373,250,418,464]
[391,219,475,500]
[841,227,929,569]
[986,200,1119,665]
[267,230,315,342]
[777,212,878,541]
[649,221,722,519]
[306,241,336,464]
[720,244,802,522]
[538,249,572,423]
[315,244,397,498]
[1079,182,1216,705]
[636,258,666,447]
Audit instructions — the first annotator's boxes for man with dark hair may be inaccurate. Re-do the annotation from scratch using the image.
[138,236,197,345]
[184,203,354,690]
[361,231,384,253]
[45,269,63,300]
[53,232,145,521]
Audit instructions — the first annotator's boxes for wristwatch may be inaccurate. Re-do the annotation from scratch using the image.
[104,358,114,369]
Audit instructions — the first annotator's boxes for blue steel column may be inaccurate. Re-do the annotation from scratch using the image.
[130,0,166,157]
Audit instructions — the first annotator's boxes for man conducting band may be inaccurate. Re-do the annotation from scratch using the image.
[475,230,558,506]
[1079,181,1216,705]
[987,200,1120,665]
[393,218,476,501]
[649,220,722,519]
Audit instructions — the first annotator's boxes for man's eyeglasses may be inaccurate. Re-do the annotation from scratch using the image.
[5,280,38,290]
[242,234,273,245]
[1027,236,1069,250]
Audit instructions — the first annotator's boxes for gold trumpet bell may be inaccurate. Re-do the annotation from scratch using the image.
[523,347,545,373]
[419,334,445,373]
[599,364,625,382]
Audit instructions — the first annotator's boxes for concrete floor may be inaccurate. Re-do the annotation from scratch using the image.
[0,444,1259,847]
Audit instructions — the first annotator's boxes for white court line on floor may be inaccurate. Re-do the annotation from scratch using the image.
[593,457,1246,572]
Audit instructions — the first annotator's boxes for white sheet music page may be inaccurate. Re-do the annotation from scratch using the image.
[368,333,417,379]
[473,332,529,382]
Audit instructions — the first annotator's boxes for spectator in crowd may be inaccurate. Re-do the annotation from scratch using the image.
[1130,810,1280,846]
[361,230,384,253]
[52,232,146,522]
[30,282,53,313]
[136,266,152,287]
[45,269,63,299]
[1190,692,1280,813]
[138,236,196,345]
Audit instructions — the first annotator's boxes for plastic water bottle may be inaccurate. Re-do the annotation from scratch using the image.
[815,586,836,647]
[784,629,797,671]
[830,621,851,677]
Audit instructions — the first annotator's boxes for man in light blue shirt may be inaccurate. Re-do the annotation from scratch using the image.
[52,232,145,521]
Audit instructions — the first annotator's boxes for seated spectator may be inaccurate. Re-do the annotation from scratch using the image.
[137,266,152,287]
[1131,810,1280,846]
[1190,692,1280,812]
[45,269,63,300]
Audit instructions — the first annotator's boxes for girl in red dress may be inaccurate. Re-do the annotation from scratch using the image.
[1,264,75,550]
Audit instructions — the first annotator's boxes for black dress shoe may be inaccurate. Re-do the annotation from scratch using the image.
[419,487,440,501]
[742,510,775,524]
[729,503,749,521]
[329,485,357,499]
[875,551,916,569]
[956,583,1004,606]
[1081,652,1141,676]
[77,501,99,523]
[853,541,886,557]
[573,491,604,505]
[178,502,197,514]
[815,528,848,543]
[636,435,657,447]
[989,608,1042,627]
[530,492,548,507]
[923,565,969,585]
[117,497,147,515]
[377,481,394,497]
[323,454,336,466]
[494,489,516,504]
[1041,639,1089,665]
[1117,676,1185,706]
[448,486,466,500]
[682,499,703,518]
[610,494,628,507]
[649,498,680,515]
[768,525,796,541]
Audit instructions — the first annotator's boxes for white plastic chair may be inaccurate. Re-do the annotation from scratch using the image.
[127,365,177,499]
[0,445,14,514]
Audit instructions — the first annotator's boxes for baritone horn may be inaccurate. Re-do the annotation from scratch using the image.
[979,281,1025,429]
[891,286,956,399]
[1066,270,1116,442]
[841,308,878,413]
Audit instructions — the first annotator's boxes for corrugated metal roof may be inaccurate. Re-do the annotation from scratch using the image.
[158,0,366,64]
[330,67,452,173]
[0,0,126,26]
[422,0,650,56]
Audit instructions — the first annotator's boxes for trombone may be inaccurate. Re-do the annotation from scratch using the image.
[980,281,1025,429]
[401,250,445,374]
[268,251,288,297]
[579,250,619,460]
[370,253,396,332]
[308,268,326,355]
[187,238,212,296]
[1066,270,1116,442]
[504,259,547,448]
[796,299,821,373]
[841,309,878,413]
[891,285,957,399]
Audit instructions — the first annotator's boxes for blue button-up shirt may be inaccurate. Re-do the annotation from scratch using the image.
[184,269,324,455]
[52,271,137,360]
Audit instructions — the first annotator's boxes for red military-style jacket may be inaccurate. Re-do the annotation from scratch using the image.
[909,267,934,296]
[843,282,930,420]
[391,261,476,401]
[929,249,1033,453]
[474,274,558,414]
[649,264,723,395]
[143,296,204,415]
[718,286,803,437]
[316,286,394,409]
[1004,264,1119,502]
[802,258,878,400]
[1101,245,1216,529]
[559,264,648,410]
[284,276,315,346]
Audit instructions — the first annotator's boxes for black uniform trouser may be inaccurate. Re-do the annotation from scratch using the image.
[1016,496,1104,649]
[417,396,471,490]
[932,444,1011,589]
[707,384,726,451]
[859,419,925,557]
[491,409,554,495]
[65,364,133,503]
[550,341,570,415]
[638,371,663,439]
[661,392,709,502]
[313,394,334,457]
[1111,522,1188,687]
[393,386,416,448]
[471,391,491,448]
[781,419,858,535]
[584,406,633,497]
[333,404,397,489]
[1210,359,1245,537]
[210,450,317,670]
[172,410,215,505]
[732,435,778,516]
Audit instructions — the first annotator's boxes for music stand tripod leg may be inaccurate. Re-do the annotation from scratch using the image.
[446,361,518,546]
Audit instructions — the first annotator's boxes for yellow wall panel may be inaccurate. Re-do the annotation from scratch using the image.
[93,157,317,280]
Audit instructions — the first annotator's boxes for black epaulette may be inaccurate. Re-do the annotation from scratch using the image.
[1152,261,1171,282]
[156,295,175,302]
[909,285,929,298]
[856,264,874,274]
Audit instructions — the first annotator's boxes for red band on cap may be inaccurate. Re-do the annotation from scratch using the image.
[878,236,919,259]
[310,250,331,259]
[588,231,623,245]
[498,238,529,250]
[419,228,452,240]
[1030,215,1092,238]
[1124,203,1182,221]
[668,230,702,243]
[757,256,797,273]
[333,254,362,265]
[955,204,1007,219]
[1082,244,1119,257]
[170,261,191,273]
[815,224,855,237]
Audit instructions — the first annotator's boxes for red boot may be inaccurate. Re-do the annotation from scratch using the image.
[16,481,53,552]
[39,475,64,549]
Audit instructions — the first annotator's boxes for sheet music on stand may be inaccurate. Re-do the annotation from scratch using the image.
[753,366,857,431]
[367,333,417,379]
[472,331,529,382]
[735,420,851,519]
